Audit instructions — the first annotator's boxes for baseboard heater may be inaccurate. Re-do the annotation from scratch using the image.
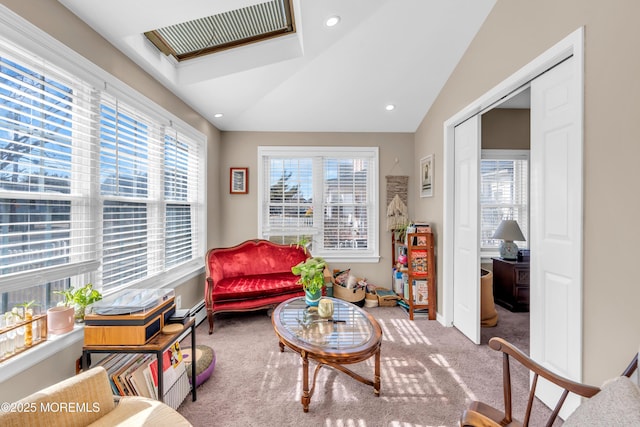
[188,299,207,326]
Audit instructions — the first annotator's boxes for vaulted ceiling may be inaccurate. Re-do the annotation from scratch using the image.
[58,0,496,132]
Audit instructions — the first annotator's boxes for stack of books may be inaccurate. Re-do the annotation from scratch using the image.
[93,341,190,410]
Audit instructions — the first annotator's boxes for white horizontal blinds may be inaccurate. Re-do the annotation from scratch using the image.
[99,96,153,198]
[480,153,529,249]
[0,40,99,290]
[0,29,206,301]
[99,94,162,291]
[322,156,372,252]
[259,147,378,259]
[262,156,315,246]
[164,130,199,268]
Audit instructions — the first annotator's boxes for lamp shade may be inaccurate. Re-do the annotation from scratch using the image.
[492,220,525,260]
[492,220,525,242]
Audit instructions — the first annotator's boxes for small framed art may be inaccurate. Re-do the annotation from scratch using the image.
[420,154,433,198]
[230,167,248,194]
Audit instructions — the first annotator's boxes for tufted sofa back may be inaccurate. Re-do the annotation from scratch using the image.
[205,240,309,284]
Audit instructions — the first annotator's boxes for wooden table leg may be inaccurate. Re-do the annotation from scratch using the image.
[279,340,284,352]
[301,350,310,412]
[374,346,381,396]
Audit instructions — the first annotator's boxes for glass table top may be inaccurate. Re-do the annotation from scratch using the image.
[276,297,375,351]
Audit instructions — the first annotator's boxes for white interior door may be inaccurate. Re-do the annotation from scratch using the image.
[530,56,583,417]
[453,115,481,344]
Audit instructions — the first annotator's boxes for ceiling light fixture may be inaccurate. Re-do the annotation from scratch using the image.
[385,104,396,111]
[214,113,224,118]
[325,15,341,27]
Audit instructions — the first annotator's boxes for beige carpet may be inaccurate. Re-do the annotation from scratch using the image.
[178,305,550,426]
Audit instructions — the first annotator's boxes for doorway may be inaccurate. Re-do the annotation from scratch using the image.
[442,28,585,414]
[479,90,531,351]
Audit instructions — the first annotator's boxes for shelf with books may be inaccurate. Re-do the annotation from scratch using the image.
[393,231,436,320]
[81,317,196,407]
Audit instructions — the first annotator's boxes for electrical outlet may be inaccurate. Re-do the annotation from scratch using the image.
[176,295,182,309]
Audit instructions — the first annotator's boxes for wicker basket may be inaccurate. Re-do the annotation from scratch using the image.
[376,289,400,307]
[334,284,365,306]
[378,296,399,307]
[364,290,379,307]
[365,291,378,300]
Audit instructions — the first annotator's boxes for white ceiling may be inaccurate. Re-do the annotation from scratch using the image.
[58,0,496,133]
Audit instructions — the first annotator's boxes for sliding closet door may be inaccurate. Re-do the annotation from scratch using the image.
[453,115,481,344]
[530,56,583,417]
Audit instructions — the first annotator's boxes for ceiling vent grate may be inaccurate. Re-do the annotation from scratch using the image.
[144,0,295,61]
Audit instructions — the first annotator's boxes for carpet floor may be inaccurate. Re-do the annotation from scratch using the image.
[177,304,552,427]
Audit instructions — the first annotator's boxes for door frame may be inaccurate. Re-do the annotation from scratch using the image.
[442,27,584,330]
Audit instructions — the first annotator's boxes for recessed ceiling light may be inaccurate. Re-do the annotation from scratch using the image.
[385,104,396,111]
[214,113,223,118]
[325,15,341,27]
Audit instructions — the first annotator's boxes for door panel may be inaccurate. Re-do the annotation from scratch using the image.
[530,56,582,417]
[453,115,480,344]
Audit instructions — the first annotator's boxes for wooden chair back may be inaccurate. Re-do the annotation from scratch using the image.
[460,337,638,427]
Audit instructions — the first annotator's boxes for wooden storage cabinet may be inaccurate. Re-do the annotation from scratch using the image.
[492,257,530,312]
[82,318,197,405]
[392,231,436,320]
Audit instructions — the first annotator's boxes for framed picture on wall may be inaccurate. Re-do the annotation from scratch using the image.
[420,154,433,198]
[230,167,248,194]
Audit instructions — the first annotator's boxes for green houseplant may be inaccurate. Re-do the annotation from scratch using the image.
[55,283,103,322]
[291,256,327,307]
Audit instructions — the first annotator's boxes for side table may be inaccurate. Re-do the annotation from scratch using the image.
[492,257,530,312]
[82,317,197,403]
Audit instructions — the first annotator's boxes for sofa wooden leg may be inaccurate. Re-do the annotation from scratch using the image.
[207,310,214,334]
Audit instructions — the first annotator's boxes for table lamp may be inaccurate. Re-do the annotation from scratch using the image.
[492,219,525,260]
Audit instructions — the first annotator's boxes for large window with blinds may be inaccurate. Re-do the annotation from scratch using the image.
[480,149,529,255]
[258,146,378,262]
[0,34,205,312]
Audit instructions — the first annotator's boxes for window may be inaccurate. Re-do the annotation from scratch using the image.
[144,0,295,61]
[0,32,206,311]
[480,150,529,255]
[258,146,379,262]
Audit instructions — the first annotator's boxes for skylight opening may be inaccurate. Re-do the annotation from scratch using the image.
[144,0,295,62]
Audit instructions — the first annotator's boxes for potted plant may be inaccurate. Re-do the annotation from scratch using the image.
[292,257,327,307]
[54,283,103,323]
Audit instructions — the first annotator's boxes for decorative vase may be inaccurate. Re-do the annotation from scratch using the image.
[318,298,334,318]
[304,289,322,307]
[47,306,75,335]
[74,305,86,323]
[24,310,33,347]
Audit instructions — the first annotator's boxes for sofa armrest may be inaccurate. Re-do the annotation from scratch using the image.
[0,367,116,427]
[204,276,215,311]
[563,376,640,426]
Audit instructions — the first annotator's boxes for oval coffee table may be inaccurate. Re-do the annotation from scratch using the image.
[272,296,382,412]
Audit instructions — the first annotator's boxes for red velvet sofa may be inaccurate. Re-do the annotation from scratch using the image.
[204,239,308,334]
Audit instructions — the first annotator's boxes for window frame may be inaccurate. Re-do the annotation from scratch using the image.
[258,146,379,263]
[0,5,207,381]
[480,149,529,260]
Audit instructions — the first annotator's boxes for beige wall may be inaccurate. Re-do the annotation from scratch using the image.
[415,0,640,384]
[482,109,530,150]
[219,131,414,287]
[0,0,221,397]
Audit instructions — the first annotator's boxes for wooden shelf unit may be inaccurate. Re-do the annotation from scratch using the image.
[392,230,436,320]
[81,318,197,405]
